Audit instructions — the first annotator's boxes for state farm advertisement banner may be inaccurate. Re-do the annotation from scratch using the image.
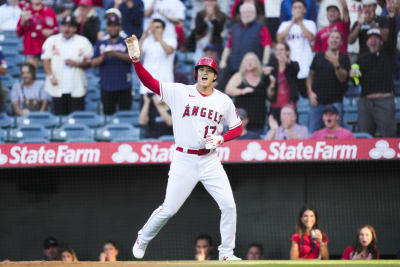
[0,139,399,167]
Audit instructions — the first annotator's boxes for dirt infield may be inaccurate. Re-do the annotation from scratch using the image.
[1,260,400,267]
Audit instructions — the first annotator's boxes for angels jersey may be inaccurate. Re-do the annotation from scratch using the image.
[160,82,242,149]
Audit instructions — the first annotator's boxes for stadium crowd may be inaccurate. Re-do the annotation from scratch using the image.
[15,206,398,261]
[0,0,400,143]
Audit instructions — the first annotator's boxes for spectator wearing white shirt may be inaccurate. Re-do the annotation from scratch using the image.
[139,18,177,95]
[277,0,317,97]
[265,0,283,42]
[0,0,21,32]
[41,15,93,115]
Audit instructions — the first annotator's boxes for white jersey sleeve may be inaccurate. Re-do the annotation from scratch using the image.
[224,97,242,130]
[160,82,182,107]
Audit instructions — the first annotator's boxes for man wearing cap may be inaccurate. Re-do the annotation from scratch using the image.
[348,0,390,56]
[350,26,397,137]
[236,108,261,140]
[311,105,355,139]
[314,0,350,54]
[17,0,59,67]
[307,29,350,133]
[41,15,93,115]
[92,13,132,115]
[106,0,144,38]
[43,236,61,261]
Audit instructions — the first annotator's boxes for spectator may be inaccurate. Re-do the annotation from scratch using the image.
[350,27,397,137]
[106,0,144,38]
[307,30,350,133]
[139,18,177,94]
[142,0,185,39]
[0,50,7,111]
[265,104,309,139]
[41,15,93,115]
[73,0,100,45]
[314,0,350,55]
[72,0,104,7]
[92,13,132,115]
[265,0,283,43]
[203,44,219,64]
[220,3,272,94]
[266,41,300,123]
[0,0,21,32]
[342,225,379,260]
[231,0,265,22]
[348,0,389,56]
[277,0,317,97]
[225,52,275,133]
[99,240,119,262]
[138,93,172,138]
[246,243,263,260]
[194,234,214,261]
[43,236,61,261]
[61,248,78,262]
[43,0,75,20]
[311,105,355,139]
[16,0,59,67]
[236,108,261,140]
[290,206,329,260]
[11,62,49,116]
[346,0,363,64]
[185,0,226,61]
[173,57,189,85]
[280,0,318,22]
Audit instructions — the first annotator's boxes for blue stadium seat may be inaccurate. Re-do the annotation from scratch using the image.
[9,125,50,143]
[394,80,400,96]
[62,111,104,128]
[298,113,309,126]
[96,123,140,142]
[20,138,49,143]
[346,83,361,97]
[395,97,400,111]
[354,132,373,138]
[16,112,60,128]
[0,113,15,128]
[343,112,358,131]
[0,128,6,142]
[158,135,174,141]
[343,97,357,112]
[106,110,139,126]
[52,124,94,142]
[297,97,310,114]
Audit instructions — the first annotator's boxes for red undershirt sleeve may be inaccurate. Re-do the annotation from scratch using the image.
[222,124,242,142]
[132,60,161,95]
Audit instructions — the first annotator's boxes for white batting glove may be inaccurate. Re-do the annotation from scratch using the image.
[205,134,224,150]
[124,34,140,62]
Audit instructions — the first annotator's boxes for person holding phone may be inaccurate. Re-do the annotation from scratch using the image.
[290,206,329,260]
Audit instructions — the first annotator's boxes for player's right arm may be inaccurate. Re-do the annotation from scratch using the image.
[125,35,161,96]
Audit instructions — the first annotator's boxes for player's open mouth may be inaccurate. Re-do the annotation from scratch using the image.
[201,77,208,81]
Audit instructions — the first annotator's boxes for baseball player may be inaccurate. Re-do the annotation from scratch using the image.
[125,35,242,261]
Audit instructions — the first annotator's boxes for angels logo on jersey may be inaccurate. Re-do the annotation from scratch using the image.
[181,104,223,124]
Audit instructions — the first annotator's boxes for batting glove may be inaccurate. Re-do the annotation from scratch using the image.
[205,134,224,150]
[124,35,140,61]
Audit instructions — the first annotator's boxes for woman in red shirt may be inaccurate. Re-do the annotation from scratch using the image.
[290,206,329,260]
[342,225,379,260]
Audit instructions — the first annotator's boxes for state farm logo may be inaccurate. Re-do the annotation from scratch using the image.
[0,149,8,165]
[241,142,267,161]
[112,144,139,163]
[369,140,396,159]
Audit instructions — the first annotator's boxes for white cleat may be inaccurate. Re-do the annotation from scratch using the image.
[132,238,148,259]
[219,254,242,261]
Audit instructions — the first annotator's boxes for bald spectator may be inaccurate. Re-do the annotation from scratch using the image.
[220,3,272,91]
[311,105,355,139]
[0,0,21,32]
[314,0,350,55]
[265,104,310,140]
[277,0,316,97]
[17,0,59,67]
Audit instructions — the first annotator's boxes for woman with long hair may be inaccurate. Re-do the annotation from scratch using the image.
[185,0,226,61]
[342,225,379,260]
[99,240,119,262]
[290,206,329,260]
[226,52,275,133]
[267,41,300,125]
[61,248,78,262]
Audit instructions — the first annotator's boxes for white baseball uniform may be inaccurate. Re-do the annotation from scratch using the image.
[137,82,242,257]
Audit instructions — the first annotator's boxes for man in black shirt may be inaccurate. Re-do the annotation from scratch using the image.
[348,0,389,57]
[307,30,350,133]
[350,26,397,137]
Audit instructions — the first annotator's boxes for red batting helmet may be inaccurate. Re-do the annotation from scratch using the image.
[194,57,218,80]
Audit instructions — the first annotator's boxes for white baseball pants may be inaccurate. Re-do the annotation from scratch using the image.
[137,150,237,256]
